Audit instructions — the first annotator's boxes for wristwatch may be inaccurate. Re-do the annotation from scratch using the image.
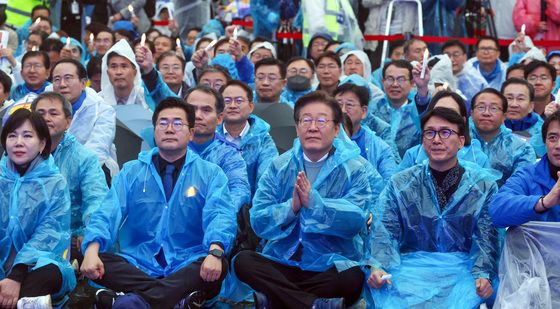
[208,248,225,259]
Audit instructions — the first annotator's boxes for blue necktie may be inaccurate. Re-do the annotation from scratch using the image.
[163,164,175,200]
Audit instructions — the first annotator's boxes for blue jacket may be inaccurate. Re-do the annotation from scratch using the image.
[280,87,313,108]
[217,115,278,196]
[370,161,499,280]
[505,112,546,157]
[470,124,536,186]
[0,156,75,299]
[468,58,507,91]
[490,154,560,228]
[82,148,237,277]
[52,133,108,237]
[456,65,488,113]
[249,138,373,272]
[352,126,397,182]
[142,69,180,110]
[189,134,251,210]
[398,139,491,171]
[10,81,51,102]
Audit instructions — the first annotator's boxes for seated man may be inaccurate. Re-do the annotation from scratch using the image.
[10,50,51,102]
[368,107,499,308]
[31,92,108,260]
[234,91,372,308]
[470,88,536,186]
[333,82,397,182]
[217,80,278,196]
[185,85,251,211]
[281,57,315,108]
[366,59,431,158]
[467,37,507,91]
[491,111,560,227]
[80,97,236,308]
[502,78,545,156]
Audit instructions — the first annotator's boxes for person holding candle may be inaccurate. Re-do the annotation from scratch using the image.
[512,0,560,53]
[108,0,151,34]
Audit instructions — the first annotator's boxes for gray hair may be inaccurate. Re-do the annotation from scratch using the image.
[30,91,73,118]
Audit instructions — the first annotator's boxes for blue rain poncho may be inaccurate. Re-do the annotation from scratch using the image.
[351,126,397,182]
[250,137,373,272]
[368,161,499,307]
[52,133,108,237]
[217,115,278,196]
[81,148,237,277]
[189,134,251,210]
[455,64,488,113]
[0,156,76,299]
[280,87,313,108]
[467,57,507,91]
[10,81,51,102]
[398,139,491,171]
[505,112,546,157]
[470,124,536,186]
[490,154,560,228]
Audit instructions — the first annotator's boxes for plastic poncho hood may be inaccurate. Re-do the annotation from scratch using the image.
[341,50,373,81]
[101,39,143,106]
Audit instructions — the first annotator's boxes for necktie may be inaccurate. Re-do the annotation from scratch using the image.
[163,164,175,200]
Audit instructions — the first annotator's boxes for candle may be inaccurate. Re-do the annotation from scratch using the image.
[233,26,238,40]
[176,38,182,51]
[128,4,135,17]
[89,33,94,46]
[381,274,392,281]
[420,49,429,79]
[140,33,146,47]
[442,82,449,90]
[66,37,71,48]
[556,88,560,105]
[34,18,41,26]
[32,46,38,52]
[521,24,526,35]
[205,39,218,52]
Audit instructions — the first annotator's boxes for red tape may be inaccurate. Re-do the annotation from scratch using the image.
[232,20,253,27]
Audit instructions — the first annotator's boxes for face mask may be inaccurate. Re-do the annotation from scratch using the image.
[287,75,311,92]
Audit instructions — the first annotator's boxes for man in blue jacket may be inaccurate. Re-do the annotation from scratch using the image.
[80,97,237,308]
[186,85,251,211]
[491,111,560,227]
[234,91,372,308]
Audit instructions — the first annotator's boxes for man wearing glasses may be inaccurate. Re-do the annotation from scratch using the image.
[80,97,237,308]
[470,88,535,186]
[442,39,488,113]
[234,91,372,309]
[525,61,557,119]
[467,37,507,91]
[368,107,498,308]
[10,50,50,102]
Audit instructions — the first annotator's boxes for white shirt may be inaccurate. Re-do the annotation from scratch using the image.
[223,121,250,147]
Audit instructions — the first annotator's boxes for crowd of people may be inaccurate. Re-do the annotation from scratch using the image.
[0,0,560,309]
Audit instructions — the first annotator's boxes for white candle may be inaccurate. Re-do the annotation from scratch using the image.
[128,5,135,17]
[521,24,526,35]
[233,26,238,40]
[176,38,182,51]
[442,82,449,90]
[32,46,38,52]
[140,33,146,47]
[66,37,71,48]
[34,18,41,26]
[205,39,218,52]
[381,274,392,281]
[89,33,94,46]
[420,49,429,79]
[556,88,560,105]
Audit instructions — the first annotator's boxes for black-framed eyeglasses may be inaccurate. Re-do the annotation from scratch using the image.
[422,128,459,140]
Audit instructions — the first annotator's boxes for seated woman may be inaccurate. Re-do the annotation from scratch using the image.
[0,109,75,307]
[399,91,491,171]
[367,107,499,308]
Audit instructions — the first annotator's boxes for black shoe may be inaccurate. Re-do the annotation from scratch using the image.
[95,289,124,309]
[311,297,344,309]
[253,291,270,309]
[179,290,204,309]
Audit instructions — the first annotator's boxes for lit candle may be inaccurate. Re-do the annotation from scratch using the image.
[521,24,526,35]
[140,33,146,47]
[205,39,218,52]
[381,274,392,281]
[186,186,196,197]
[420,49,429,79]
[34,18,41,26]
[128,4,135,18]
[176,38,182,52]
[32,46,38,52]
[233,26,238,40]
[66,37,71,48]
[442,82,449,90]
[89,33,94,46]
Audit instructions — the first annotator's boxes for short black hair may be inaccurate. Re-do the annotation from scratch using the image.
[472,88,509,113]
[195,37,213,51]
[28,30,49,42]
[254,57,286,79]
[286,56,315,74]
[0,69,12,95]
[40,38,63,53]
[442,39,467,54]
[152,97,195,129]
[542,111,560,143]
[1,109,51,159]
[427,91,471,145]
[199,65,232,82]
[506,63,525,79]
[146,28,162,39]
[476,36,500,50]
[51,58,87,80]
[106,52,136,69]
[184,84,225,114]
[86,55,102,78]
[213,37,230,55]
[133,37,155,54]
[524,60,557,80]
[154,35,176,50]
[389,40,405,56]
[316,51,341,69]
[22,51,50,69]
[33,16,52,27]
[187,27,202,35]
[31,5,50,18]
[333,83,370,107]
[294,90,343,126]
[95,26,115,42]
[421,107,466,138]
[383,59,413,80]
[324,40,341,52]
[220,80,254,102]
[156,51,186,71]
[501,78,535,102]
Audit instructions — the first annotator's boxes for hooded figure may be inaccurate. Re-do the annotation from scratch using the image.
[100,39,148,108]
